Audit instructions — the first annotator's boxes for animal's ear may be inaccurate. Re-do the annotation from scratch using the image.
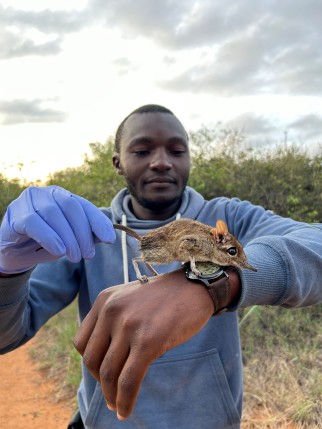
[211,220,231,243]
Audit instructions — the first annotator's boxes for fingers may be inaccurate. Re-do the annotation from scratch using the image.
[76,316,112,382]
[52,189,96,260]
[99,338,130,412]
[82,332,150,420]
[74,287,153,420]
[52,188,116,259]
[114,351,150,419]
[29,194,88,261]
[12,186,115,262]
[74,196,116,243]
[73,301,99,357]
[11,209,67,257]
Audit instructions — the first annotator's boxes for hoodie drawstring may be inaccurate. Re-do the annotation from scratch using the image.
[121,214,129,283]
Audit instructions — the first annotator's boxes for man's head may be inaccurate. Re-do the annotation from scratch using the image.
[113,104,190,220]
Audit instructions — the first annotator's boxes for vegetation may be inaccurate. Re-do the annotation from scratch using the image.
[240,305,322,428]
[0,173,26,219]
[30,302,81,406]
[188,125,322,222]
[46,138,125,208]
[2,125,322,427]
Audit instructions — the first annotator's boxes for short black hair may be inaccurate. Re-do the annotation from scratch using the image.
[114,104,178,153]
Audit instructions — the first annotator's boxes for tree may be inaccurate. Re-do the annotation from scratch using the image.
[47,138,125,207]
[188,126,322,222]
[0,174,25,219]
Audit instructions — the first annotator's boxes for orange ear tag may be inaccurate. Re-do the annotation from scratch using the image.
[211,220,229,242]
[216,220,228,235]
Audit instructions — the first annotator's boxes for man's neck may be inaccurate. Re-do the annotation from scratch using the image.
[129,199,181,221]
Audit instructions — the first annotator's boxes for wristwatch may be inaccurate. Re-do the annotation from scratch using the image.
[183,261,231,316]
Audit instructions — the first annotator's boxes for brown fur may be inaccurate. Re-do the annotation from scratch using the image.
[114,219,257,282]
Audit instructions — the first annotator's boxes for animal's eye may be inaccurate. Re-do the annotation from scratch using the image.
[227,247,237,256]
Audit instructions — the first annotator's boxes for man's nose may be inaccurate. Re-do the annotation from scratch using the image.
[150,150,172,170]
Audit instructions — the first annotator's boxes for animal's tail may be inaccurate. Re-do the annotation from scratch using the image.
[113,224,142,241]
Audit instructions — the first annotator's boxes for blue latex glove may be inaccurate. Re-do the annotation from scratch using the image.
[0,186,116,274]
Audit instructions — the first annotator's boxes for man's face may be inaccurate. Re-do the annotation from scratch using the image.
[113,112,190,219]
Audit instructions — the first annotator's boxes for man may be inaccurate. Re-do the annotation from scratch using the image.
[0,104,321,429]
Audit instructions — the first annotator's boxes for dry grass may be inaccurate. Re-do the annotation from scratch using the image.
[30,301,81,404]
[240,305,322,428]
[242,352,322,428]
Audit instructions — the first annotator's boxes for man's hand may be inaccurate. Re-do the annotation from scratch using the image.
[73,269,214,420]
[0,186,116,274]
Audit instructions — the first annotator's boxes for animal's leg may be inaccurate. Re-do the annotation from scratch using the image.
[132,258,149,283]
[145,262,159,276]
[190,256,201,276]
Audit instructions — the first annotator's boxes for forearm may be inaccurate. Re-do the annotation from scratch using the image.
[240,233,322,309]
[0,272,28,278]
[0,271,32,353]
[142,267,241,317]
[0,259,80,354]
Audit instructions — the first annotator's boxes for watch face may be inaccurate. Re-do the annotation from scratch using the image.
[195,261,221,276]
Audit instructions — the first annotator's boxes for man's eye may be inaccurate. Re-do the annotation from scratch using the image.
[134,150,149,156]
[171,150,186,156]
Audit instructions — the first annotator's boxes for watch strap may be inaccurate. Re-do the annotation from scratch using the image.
[207,272,231,316]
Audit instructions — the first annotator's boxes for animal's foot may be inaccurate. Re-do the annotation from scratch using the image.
[191,267,201,276]
[190,257,201,276]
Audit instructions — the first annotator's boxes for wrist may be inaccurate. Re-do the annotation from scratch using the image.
[182,263,241,316]
[150,268,215,318]
[226,268,241,306]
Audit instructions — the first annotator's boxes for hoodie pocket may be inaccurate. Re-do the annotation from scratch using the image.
[85,348,241,429]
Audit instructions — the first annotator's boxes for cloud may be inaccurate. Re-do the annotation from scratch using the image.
[0,4,89,59]
[289,114,322,141]
[112,57,139,76]
[0,4,89,34]
[90,0,322,52]
[227,113,278,136]
[0,28,62,59]
[90,0,192,44]
[1,0,322,96]
[163,55,176,65]
[92,0,317,97]
[0,99,67,125]
[89,0,265,49]
[157,12,322,97]
[225,112,322,147]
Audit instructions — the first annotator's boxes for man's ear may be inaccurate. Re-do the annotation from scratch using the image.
[112,153,123,175]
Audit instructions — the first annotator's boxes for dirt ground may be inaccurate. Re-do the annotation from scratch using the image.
[0,338,75,429]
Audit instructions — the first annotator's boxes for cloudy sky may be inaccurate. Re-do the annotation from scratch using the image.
[1,0,322,182]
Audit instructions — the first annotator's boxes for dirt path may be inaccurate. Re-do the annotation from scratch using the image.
[0,338,75,429]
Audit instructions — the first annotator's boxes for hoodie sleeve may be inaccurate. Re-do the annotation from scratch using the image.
[238,233,322,308]
[0,259,80,354]
[220,198,322,309]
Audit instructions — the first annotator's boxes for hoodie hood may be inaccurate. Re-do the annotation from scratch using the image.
[111,186,206,228]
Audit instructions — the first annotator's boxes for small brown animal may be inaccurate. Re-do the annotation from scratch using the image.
[114,219,257,283]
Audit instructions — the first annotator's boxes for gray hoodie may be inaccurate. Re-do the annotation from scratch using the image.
[1,187,322,429]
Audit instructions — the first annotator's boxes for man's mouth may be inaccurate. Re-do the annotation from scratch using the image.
[145,177,176,184]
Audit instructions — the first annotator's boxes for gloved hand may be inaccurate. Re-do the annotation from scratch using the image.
[0,186,116,274]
